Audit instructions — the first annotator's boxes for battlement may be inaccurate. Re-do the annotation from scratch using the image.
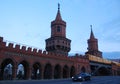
[69,53,87,58]
[0,36,88,62]
[67,53,89,62]
[0,36,47,55]
[0,37,3,42]
[0,37,68,59]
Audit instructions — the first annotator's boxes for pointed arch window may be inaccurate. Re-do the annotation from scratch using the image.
[57,26,61,32]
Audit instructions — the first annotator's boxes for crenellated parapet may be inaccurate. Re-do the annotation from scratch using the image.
[0,37,3,42]
[69,53,87,59]
[0,36,89,64]
[68,53,89,64]
[0,36,71,60]
[0,36,47,55]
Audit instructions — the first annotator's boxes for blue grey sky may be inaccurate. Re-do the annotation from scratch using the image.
[0,0,120,54]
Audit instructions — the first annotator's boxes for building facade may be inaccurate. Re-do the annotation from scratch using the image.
[0,4,120,80]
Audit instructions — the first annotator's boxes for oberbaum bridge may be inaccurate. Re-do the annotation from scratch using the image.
[0,4,120,80]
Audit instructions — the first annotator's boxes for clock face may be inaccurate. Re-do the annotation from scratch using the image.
[57,26,61,32]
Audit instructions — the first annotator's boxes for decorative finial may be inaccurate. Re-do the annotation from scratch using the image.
[90,25,92,29]
[58,3,60,10]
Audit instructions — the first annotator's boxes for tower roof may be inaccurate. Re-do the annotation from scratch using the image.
[55,3,62,21]
[90,25,95,39]
[51,3,66,26]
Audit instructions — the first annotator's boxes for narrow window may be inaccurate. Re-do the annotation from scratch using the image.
[57,26,61,32]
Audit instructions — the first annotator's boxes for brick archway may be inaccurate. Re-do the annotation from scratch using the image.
[97,67,111,76]
[0,58,15,80]
[54,64,61,79]
[44,63,52,79]
[70,66,75,77]
[32,62,41,79]
[81,66,86,73]
[63,65,69,78]
[17,60,29,80]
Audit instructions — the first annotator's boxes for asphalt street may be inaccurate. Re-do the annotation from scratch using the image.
[0,76,120,84]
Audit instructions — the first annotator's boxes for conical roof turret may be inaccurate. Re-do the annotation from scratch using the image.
[90,25,95,39]
[51,3,66,27]
[55,3,62,21]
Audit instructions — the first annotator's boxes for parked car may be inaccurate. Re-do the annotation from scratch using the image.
[72,73,91,81]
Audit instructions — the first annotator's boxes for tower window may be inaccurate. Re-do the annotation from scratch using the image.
[57,26,61,32]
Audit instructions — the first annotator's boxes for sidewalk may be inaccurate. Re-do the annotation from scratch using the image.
[0,78,71,82]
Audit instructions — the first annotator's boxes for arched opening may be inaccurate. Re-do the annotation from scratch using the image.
[97,67,111,76]
[17,60,29,80]
[54,64,61,79]
[32,62,41,79]
[63,65,69,78]
[44,63,52,79]
[70,66,75,77]
[90,65,97,75]
[0,58,14,80]
[81,66,86,73]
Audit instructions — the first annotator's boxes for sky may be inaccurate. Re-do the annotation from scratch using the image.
[0,0,120,58]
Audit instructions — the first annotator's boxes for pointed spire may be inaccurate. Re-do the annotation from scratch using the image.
[58,3,60,10]
[55,3,62,21]
[90,25,95,39]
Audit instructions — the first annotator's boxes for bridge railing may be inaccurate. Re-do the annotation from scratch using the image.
[112,61,120,66]
[86,54,111,64]
[87,54,120,67]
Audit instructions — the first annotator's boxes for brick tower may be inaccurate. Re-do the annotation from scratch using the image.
[85,25,102,58]
[45,4,71,55]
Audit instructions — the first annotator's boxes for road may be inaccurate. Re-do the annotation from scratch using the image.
[0,76,120,84]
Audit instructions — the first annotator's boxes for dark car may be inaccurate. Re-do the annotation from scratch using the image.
[72,73,91,81]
